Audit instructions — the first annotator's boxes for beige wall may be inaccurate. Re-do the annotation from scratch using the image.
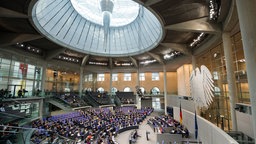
[166,72,178,94]
[44,69,178,94]
[84,72,177,94]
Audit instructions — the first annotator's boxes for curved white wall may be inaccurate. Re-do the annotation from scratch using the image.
[173,106,238,144]
[236,110,254,138]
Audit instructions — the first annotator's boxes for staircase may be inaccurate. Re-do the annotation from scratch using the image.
[46,98,72,111]
[0,111,25,124]
[82,95,99,107]
[114,95,121,106]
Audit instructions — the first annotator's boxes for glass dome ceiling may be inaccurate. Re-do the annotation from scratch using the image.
[70,0,140,27]
[32,0,163,57]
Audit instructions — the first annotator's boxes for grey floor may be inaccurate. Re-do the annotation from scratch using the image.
[115,116,157,144]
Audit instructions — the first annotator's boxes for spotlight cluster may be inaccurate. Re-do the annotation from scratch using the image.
[114,62,133,66]
[209,0,220,21]
[163,51,182,60]
[16,43,41,54]
[57,55,79,63]
[140,59,157,65]
[189,33,207,47]
[88,61,108,66]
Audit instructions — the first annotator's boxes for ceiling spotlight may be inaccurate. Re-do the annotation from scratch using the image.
[213,53,218,58]
[140,59,156,64]
[164,54,171,59]
[190,33,205,47]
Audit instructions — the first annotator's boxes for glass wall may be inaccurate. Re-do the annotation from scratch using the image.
[196,32,248,131]
[45,69,80,93]
[0,57,42,97]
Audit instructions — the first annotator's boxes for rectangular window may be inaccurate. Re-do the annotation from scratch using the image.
[112,73,118,81]
[97,74,104,81]
[35,67,42,80]
[27,64,35,79]
[152,72,159,81]
[84,75,88,82]
[152,97,161,110]
[213,71,218,80]
[88,74,93,81]
[139,73,145,81]
[124,73,131,81]
[0,58,11,77]
[84,74,93,82]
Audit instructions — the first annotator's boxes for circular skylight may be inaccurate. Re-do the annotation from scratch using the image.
[70,0,140,27]
[31,0,163,57]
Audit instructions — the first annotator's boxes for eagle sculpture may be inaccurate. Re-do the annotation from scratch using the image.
[190,65,214,109]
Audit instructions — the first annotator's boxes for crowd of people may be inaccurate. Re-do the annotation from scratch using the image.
[31,107,154,144]
[0,122,19,143]
[86,92,110,105]
[0,89,11,99]
[0,88,28,99]
[57,94,87,108]
[147,115,189,138]
[116,92,136,104]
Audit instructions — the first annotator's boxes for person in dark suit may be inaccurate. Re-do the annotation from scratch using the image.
[18,89,22,98]
[0,89,4,99]
[146,131,150,141]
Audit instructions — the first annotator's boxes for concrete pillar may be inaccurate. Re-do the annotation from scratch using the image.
[41,62,47,96]
[136,68,141,109]
[236,0,256,138]
[109,69,113,97]
[39,99,43,118]
[93,73,97,91]
[136,68,140,87]
[32,68,37,96]
[163,65,167,114]
[192,55,197,70]
[79,67,84,97]
[222,32,238,131]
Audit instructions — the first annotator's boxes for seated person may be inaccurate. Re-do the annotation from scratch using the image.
[183,128,189,138]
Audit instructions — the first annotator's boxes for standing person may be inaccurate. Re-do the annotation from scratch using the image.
[36,89,41,96]
[18,89,22,98]
[4,89,8,98]
[22,89,27,97]
[0,89,4,99]
[146,131,150,141]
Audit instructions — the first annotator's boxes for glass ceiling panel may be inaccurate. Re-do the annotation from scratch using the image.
[32,0,163,57]
[70,0,139,27]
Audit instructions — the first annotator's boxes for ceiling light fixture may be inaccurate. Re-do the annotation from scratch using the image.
[209,0,220,21]
[140,59,156,65]
[190,33,206,47]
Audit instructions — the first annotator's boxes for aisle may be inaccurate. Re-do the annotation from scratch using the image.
[115,116,157,144]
